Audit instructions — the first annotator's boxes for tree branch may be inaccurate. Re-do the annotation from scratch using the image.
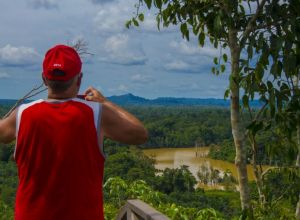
[3,82,46,119]
[71,39,94,56]
[261,166,298,178]
[240,0,267,46]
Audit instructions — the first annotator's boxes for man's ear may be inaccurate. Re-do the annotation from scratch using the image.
[77,73,83,87]
[42,76,48,86]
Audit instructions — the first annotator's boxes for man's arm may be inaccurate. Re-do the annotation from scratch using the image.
[84,87,148,145]
[0,110,16,144]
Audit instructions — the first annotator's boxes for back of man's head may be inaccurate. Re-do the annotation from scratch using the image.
[42,45,82,93]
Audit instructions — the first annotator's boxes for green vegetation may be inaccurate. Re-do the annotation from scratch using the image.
[209,140,236,164]
[103,146,241,219]
[128,0,300,216]
[106,106,232,148]
[0,142,16,220]
[0,104,299,219]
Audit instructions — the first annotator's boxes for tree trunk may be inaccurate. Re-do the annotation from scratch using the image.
[249,134,266,208]
[228,29,252,216]
[297,124,300,168]
[293,75,300,219]
[296,124,300,220]
[296,193,300,220]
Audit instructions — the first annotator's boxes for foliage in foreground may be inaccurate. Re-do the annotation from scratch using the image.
[104,177,224,220]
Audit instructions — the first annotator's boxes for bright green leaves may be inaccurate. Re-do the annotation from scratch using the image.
[220,64,226,73]
[213,57,218,65]
[154,0,162,10]
[198,32,205,47]
[180,22,189,40]
[138,13,144,22]
[125,13,144,29]
[223,54,228,62]
[211,67,216,74]
[126,18,140,29]
[132,18,139,26]
[212,53,228,75]
[125,20,132,29]
[270,61,283,78]
[213,15,222,33]
[242,94,249,109]
[104,177,224,220]
[144,0,152,9]
[246,120,264,136]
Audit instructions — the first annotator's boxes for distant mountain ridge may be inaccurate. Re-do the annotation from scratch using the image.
[0,93,261,107]
[108,93,233,106]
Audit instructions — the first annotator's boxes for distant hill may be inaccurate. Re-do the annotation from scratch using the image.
[107,93,262,107]
[0,99,32,106]
[0,93,262,107]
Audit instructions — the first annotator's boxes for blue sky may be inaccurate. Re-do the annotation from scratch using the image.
[0,0,230,99]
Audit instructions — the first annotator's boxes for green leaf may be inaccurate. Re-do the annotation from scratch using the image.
[224,88,230,99]
[213,57,218,65]
[242,95,249,108]
[267,81,273,90]
[223,53,228,62]
[154,0,162,9]
[138,13,144,22]
[239,4,245,14]
[192,24,198,35]
[125,20,132,29]
[132,18,139,26]
[144,0,152,9]
[254,65,263,81]
[213,15,221,32]
[156,15,160,30]
[180,23,189,40]
[180,23,188,36]
[211,67,216,74]
[213,39,218,48]
[198,32,205,47]
[220,64,226,73]
[253,121,264,135]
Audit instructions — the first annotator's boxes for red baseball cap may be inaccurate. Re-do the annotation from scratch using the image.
[43,44,82,81]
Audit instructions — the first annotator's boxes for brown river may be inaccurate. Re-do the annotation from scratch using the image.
[143,147,269,189]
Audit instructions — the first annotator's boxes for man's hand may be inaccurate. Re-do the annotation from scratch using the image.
[83,86,148,145]
[84,87,106,103]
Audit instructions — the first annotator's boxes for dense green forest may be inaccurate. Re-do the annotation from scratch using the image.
[0,104,299,219]
[106,106,232,148]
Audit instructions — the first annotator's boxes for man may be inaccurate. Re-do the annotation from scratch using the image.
[0,44,148,220]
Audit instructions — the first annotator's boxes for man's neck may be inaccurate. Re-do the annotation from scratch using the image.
[47,93,76,100]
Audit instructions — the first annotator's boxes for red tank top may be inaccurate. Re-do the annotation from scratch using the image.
[14,98,105,220]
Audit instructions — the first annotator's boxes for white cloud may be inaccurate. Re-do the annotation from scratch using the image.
[93,0,133,33]
[89,0,111,4]
[169,40,219,57]
[163,57,213,73]
[118,84,129,92]
[131,74,154,84]
[164,39,229,74]
[108,84,129,93]
[99,34,147,65]
[0,44,41,66]
[0,72,10,79]
[28,0,59,9]
[164,60,190,72]
[105,34,128,51]
[93,0,162,33]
